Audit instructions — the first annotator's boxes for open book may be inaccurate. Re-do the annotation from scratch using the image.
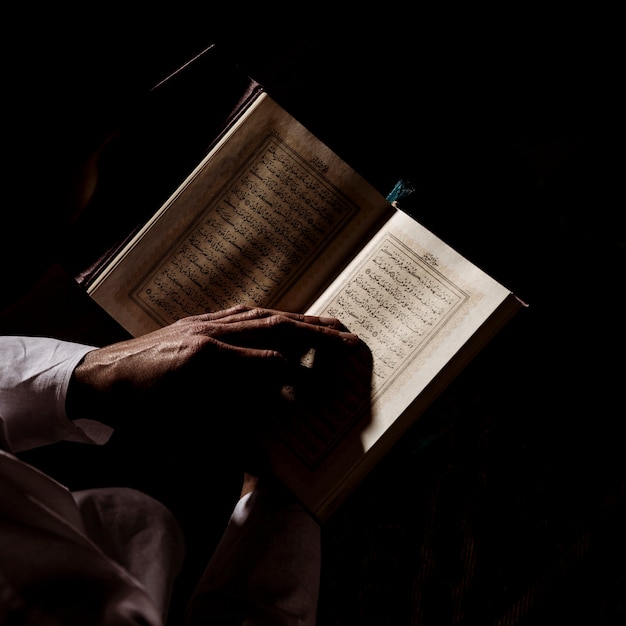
[84,60,524,521]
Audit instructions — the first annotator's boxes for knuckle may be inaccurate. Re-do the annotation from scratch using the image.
[231,304,251,314]
[265,313,290,329]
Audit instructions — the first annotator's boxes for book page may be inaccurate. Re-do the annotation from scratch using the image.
[263,209,516,517]
[88,93,391,336]
[308,209,512,443]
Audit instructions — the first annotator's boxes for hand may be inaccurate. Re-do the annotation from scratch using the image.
[67,305,362,432]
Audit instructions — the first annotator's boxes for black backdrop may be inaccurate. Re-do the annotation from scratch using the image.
[2,6,623,625]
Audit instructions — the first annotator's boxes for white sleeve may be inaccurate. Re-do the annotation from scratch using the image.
[0,336,113,452]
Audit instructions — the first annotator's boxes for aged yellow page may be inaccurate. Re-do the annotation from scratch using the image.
[87,93,391,336]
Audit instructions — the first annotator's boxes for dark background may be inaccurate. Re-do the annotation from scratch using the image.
[1,5,623,625]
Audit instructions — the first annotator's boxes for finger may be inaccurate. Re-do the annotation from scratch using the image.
[190,306,273,325]
[186,337,290,392]
[192,307,360,345]
[234,315,361,352]
[215,342,296,401]
[211,338,287,363]
[268,314,361,346]
[253,310,349,330]
[197,305,256,321]
[196,306,350,331]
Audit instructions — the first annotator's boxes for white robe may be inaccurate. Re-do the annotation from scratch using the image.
[0,336,320,625]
